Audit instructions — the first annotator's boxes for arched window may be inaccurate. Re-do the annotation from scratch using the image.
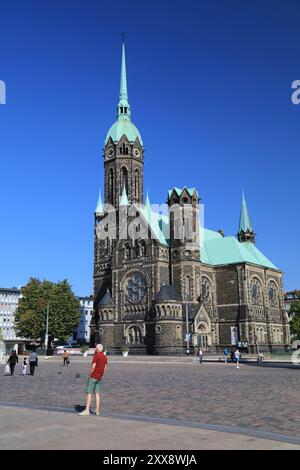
[138,240,146,257]
[123,242,130,260]
[134,169,139,200]
[121,167,128,195]
[120,142,128,155]
[260,327,264,343]
[108,169,114,204]
[185,276,191,297]
[127,325,142,344]
[267,280,278,307]
[250,277,262,305]
[201,277,212,304]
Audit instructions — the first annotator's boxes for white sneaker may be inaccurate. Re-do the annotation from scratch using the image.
[237,366,240,369]
[78,409,90,416]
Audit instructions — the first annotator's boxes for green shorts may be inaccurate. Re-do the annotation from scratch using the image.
[86,377,102,394]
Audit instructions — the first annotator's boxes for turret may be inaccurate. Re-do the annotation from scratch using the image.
[237,189,256,243]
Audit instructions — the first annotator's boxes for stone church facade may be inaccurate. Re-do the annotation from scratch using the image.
[90,41,290,354]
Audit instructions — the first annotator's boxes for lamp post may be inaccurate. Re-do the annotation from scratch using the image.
[184,290,190,354]
[45,302,49,356]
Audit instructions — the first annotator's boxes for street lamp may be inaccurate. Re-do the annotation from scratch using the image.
[45,302,49,356]
[183,290,190,355]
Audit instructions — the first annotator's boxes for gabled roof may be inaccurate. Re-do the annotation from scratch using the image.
[200,236,277,269]
[168,186,196,198]
[156,284,181,302]
[137,204,169,246]
[133,203,278,270]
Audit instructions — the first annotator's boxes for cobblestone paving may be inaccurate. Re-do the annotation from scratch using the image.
[0,360,299,437]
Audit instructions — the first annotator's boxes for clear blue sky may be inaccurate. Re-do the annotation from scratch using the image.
[0,0,299,295]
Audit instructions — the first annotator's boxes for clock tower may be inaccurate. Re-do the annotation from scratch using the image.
[103,39,144,209]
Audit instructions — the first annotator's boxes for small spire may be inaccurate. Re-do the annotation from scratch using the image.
[95,189,103,214]
[117,34,131,120]
[237,189,255,243]
[145,189,151,208]
[120,184,129,206]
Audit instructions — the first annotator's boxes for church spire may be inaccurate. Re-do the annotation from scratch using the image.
[95,188,103,214]
[117,34,131,120]
[120,184,129,206]
[237,189,255,243]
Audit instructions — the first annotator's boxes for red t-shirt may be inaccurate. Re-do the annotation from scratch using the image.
[91,352,107,381]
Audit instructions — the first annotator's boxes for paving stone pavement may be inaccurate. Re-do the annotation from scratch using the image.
[0,359,299,438]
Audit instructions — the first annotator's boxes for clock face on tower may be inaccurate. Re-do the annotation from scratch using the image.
[134,148,140,158]
[107,147,114,158]
[126,272,147,303]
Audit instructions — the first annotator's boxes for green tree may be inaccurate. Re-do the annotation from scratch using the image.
[14,278,80,346]
[290,293,300,341]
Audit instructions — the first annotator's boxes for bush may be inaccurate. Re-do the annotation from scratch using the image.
[80,346,89,354]
[121,345,129,352]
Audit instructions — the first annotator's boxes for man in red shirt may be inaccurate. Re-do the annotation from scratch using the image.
[78,344,108,416]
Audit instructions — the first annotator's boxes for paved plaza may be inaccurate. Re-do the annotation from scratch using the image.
[0,358,299,449]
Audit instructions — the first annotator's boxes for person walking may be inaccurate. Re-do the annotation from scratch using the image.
[28,350,38,375]
[258,352,264,366]
[7,350,18,376]
[78,344,108,416]
[198,347,204,364]
[63,349,70,366]
[234,349,241,368]
[22,357,28,376]
[223,347,228,363]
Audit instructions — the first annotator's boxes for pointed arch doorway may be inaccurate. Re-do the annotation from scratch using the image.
[192,305,212,352]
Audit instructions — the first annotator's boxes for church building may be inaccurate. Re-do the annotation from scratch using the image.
[90,40,290,354]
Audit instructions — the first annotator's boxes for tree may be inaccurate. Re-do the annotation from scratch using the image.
[0,326,4,342]
[14,278,80,346]
[290,294,300,341]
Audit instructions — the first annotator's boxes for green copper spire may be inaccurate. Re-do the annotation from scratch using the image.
[104,36,143,145]
[95,189,103,214]
[237,189,255,243]
[117,35,131,120]
[120,184,129,206]
[145,190,151,208]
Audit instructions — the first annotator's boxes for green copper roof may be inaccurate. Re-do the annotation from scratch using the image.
[105,39,143,146]
[105,119,143,145]
[145,190,151,208]
[168,187,196,198]
[238,189,254,233]
[120,185,129,206]
[134,201,277,269]
[95,189,103,214]
[200,236,277,269]
[133,201,277,269]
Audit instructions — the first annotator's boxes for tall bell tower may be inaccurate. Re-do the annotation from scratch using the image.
[103,37,144,209]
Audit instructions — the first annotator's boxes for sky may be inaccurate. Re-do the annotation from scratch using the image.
[0,0,299,295]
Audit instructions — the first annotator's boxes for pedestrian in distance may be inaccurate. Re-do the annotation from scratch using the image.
[63,349,70,366]
[78,344,108,416]
[22,357,28,376]
[234,349,241,368]
[28,350,38,375]
[223,347,228,363]
[258,352,264,366]
[7,350,18,376]
[198,347,204,364]
[230,349,235,363]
